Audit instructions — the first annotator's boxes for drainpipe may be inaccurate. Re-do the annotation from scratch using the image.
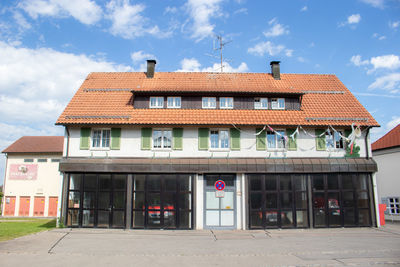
[364,126,370,159]
[65,126,70,159]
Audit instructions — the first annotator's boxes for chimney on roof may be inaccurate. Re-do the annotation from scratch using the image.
[270,61,280,80]
[146,59,156,78]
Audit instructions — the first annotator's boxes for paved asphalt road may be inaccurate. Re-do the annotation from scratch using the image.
[1,223,400,267]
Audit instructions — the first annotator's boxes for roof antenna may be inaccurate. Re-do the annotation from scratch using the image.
[205,34,232,72]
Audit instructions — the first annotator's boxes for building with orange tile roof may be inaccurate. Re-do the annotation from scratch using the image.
[372,124,400,221]
[57,60,380,230]
[2,136,63,217]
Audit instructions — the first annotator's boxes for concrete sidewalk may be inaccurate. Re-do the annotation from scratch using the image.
[1,224,400,267]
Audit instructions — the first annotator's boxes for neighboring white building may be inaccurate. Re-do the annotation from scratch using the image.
[56,60,379,230]
[372,124,400,222]
[2,136,64,217]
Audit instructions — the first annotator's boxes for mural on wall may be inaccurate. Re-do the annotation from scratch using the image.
[9,164,38,180]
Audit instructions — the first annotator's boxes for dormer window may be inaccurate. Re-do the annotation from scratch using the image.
[150,97,164,108]
[167,97,181,108]
[202,97,216,109]
[220,97,233,109]
[254,98,268,109]
[271,98,285,110]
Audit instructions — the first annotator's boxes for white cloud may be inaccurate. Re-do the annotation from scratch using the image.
[370,55,400,70]
[263,18,289,37]
[350,55,369,66]
[19,0,102,25]
[177,58,249,72]
[130,51,156,71]
[106,0,166,39]
[389,21,400,29]
[164,6,178,14]
[233,8,247,15]
[371,116,400,142]
[13,11,31,30]
[186,0,224,41]
[348,14,361,24]
[359,0,385,9]
[247,41,292,57]
[368,73,400,91]
[300,6,308,12]
[387,116,400,130]
[372,33,386,40]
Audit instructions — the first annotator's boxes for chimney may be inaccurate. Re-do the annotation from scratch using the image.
[270,61,280,80]
[146,59,157,78]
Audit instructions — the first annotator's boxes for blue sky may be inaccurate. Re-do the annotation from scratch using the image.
[0,0,399,185]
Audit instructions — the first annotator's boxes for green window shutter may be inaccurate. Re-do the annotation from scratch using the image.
[110,128,121,150]
[286,128,297,151]
[198,128,209,150]
[256,128,266,150]
[230,128,240,150]
[80,128,91,150]
[172,128,183,150]
[315,129,326,151]
[141,128,152,150]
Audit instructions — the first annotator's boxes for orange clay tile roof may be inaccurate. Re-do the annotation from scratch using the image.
[2,136,64,153]
[372,124,400,151]
[56,72,379,127]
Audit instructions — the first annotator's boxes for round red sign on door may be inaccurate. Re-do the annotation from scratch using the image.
[215,180,225,191]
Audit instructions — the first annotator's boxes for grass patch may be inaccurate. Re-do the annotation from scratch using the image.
[0,218,56,241]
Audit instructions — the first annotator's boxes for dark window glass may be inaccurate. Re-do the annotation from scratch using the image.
[97,210,109,227]
[148,193,161,208]
[329,209,341,226]
[313,175,324,190]
[266,193,278,209]
[179,176,191,191]
[67,210,79,226]
[281,193,293,209]
[165,176,176,191]
[265,211,278,227]
[295,192,307,209]
[163,193,176,210]
[328,193,340,209]
[163,211,176,228]
[133,192,145,210]
[250,193,262,209]
[250,212,263,228]
[313,192,325,209]
[294,176,307,191]
[357,192,369,208]
[147,176,161,191]
[147,210,161,227]
[327,174,339,190]
[250,176,262,191]
[98,192,110,209]
[112,211,125,228]
[99,174,111,190]
[343,192,355,207]
[314,209,326,227]
[265,177,277,191]
[344,209,355,226]
[205,175,219,186]
[179,193,191,210]
[280,175,292,191]
[296,210,308,228]
[82,210,94,227]
[342,174,354,190]
[84,174,97,191]
[179,211,191,229]
[358,209,371,226]
[355,175,368,191]
[68,192,80,208]
[132,211,145,228]
[69,174,82,190]
[134,175,145,191]
[113,192,126,209]
[83,192,95,209]
[113,175,126,190]
[281,211,294,227]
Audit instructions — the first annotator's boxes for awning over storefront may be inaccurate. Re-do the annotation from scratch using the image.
[59,157,377,173]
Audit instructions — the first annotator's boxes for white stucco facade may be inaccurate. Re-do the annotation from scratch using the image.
[2,154,63,217]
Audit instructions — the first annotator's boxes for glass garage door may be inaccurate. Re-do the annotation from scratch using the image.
[248,174,309,229]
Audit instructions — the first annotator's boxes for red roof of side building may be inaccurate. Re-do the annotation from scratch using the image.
[2,136,64,153]
[56,72,379,127]
[372,124,400,151]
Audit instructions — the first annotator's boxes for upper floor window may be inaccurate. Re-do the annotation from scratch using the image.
[271,98,285,110]
[254,98,268,109]
[326,131,344,149]
[210,129,229,149]
[267,130,286,149]
[220,97,233,109]
[167,97,181,108]
[38,159,47,163]
[202,97,216,109]
[388,197,400,215]
[24,159,34,162]
[92,129,110,148]
[150,97,164,108]
[153,129,172,149]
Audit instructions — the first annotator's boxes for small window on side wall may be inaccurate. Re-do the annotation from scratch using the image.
[202,97,216,109]
[167,97,181,108]
[92,129,111,148]
[150,97,164,108]
[254,98,268,109]
[220,97,233,109]
[326,131,344,149]
[271,98,285,110]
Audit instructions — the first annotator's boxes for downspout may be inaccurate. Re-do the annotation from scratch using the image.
[65,126,70,159]
[364,126,370,159]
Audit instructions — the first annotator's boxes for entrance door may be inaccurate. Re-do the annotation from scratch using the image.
[19,196,30,216]
[48,197,58,217]
[4,196,16,216]
[33,197,45,216]
[204,174,236,229]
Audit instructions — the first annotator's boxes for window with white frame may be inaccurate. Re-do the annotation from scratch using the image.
[220,97,233,109]
[388,197,400,215]
[267,130,286,149]
[150,97,164,108]
[167,97,181,108]
[92,129,111,148]
[153,129,172,149]
[210,129,229,149]
[326,131,344,149]
[254,98,268,109]
[271,98,285,109]
[202,97,216,109]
